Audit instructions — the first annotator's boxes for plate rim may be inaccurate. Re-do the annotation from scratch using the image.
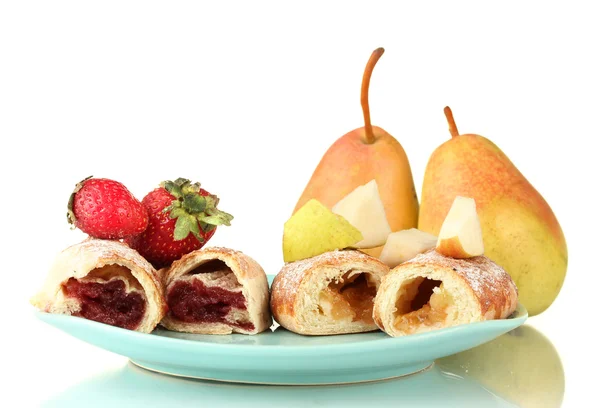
[33,302,527,352]
[34,304,527,384]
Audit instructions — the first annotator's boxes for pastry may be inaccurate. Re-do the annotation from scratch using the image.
[31,239,167,333]
[270,250,389,335]
[161,247,271,335]
[373,250,518,337]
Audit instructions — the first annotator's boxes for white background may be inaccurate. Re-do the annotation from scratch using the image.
[1,1,598,407]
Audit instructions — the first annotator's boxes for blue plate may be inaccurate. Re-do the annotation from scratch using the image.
[35,293,527,385]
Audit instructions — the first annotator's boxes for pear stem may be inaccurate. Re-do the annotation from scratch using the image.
[361,47,385,144]
[444,106,460,138]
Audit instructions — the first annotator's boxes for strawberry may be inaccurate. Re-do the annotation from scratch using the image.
[67,177,149,239]
[125,178,233,269]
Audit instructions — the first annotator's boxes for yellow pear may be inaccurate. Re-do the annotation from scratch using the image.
[437,325,564,408]
[419,107,567,316]
[294,47,419,258]
[283,199,362,263]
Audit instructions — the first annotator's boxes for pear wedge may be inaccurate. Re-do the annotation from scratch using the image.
[332,179,392,249]
[379,228,438,268]
[436,196,484,259]
[283,199,363,263]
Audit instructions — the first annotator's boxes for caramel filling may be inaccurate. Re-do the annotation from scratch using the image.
[393,278,454,334]
[318,272,377,324]
[62,264,146,330]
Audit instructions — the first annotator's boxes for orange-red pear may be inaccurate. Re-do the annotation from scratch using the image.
[294,48,419,257]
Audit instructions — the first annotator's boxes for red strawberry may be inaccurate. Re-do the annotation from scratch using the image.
[125,178,233,269]
[67,177,149,239]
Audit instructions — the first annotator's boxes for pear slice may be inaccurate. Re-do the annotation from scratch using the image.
[283,199,363,263]
[332,180,392,249]
[436,196,484,258]
[379,228,438,267]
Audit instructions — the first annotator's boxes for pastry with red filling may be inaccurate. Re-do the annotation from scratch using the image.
[270,250,389,335]
[31,239,167,333]
[161,247,271,335]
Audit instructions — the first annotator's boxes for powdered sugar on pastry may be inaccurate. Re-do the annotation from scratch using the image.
[271,250,389,335]
[373,249,518,337]
[160,246,272,335]
[275,250,383,297]
[30,238,167,333]
[402,250,517,316]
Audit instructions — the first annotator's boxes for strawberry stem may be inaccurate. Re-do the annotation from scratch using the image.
[160,178,233,241]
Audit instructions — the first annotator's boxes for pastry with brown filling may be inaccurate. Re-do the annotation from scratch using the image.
[373,250,518,337]
[270,250,388,335]
[31,239,167,333]
[160,247,271,335]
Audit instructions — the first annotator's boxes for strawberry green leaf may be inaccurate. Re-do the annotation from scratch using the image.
[173,213,201,241]
[201,208,234,226]
[174,177,189,186]
[169,207,188,219]
[204,195,219,208]
[183,193,206,213]
[199,221,217,233]
[182,182,201,195]
[173,215,190,240]
[189,218,202,241]
[159,178,233,239]
[162,180,183,199]
[163,199,182,214]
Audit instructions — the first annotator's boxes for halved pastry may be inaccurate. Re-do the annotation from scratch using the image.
[161,247,271,335]
[373,250,518,337]
[31,239,167,333]
[270,250,389,335]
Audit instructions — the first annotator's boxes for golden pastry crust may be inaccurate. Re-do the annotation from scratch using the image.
[161,247,272,335]
[270,250,389,335]
[373,249,518,337]
[31,238,167,333]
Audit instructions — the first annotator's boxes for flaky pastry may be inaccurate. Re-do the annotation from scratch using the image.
[160,247,271,335]
[271,250,389,335]
[373,250,518,337]
[31,239,167,333]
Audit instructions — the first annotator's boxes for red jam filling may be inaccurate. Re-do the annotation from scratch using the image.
[63,278,146,330]
[167,279,255,331]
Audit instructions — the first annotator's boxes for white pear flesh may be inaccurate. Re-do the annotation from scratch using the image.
[379,228,438,267]
[436,196,485,258]
[332,179,392,249]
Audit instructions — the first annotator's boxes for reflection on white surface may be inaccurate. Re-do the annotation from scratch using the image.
[437,324,564,408]
[42,362,515,408]
[41,324,563,407]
